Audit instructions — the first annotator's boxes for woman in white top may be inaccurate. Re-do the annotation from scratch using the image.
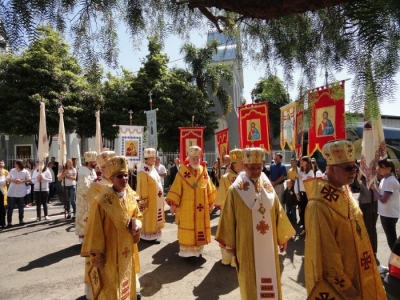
[311,158,324,178]
[372,158,400,250]
[294,156,315,235]
[31,162,52,221]
[6,160,31,227]
[58,159,77,219]
[24,161,35,207]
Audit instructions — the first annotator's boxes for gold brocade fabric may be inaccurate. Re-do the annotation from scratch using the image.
[84,179,112,284]
[304,178,386,300]
[1,169,9,205]
[215,187,295,300]
[81,187,142,300]
[214,170,237,209]
[166,164,217,247]
[136,170,165,239]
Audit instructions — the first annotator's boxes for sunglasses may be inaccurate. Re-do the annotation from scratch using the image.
[115,174,129,179]
[334,164,358,172]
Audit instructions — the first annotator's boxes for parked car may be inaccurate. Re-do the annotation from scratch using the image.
[383,237,400,299]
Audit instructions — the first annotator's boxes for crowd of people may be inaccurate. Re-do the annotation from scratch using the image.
[1,140,399,300]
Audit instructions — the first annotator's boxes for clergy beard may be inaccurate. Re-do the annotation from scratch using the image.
[190,163,199,170]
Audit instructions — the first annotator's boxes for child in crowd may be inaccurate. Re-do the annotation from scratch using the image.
[282,179,297,223]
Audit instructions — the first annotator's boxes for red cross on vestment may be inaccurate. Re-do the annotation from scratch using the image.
[184,171,191,178]
[321,186,339,202]
[122,246,130,258]
[315,292,335,300]
[361,251,372,270]
[197,204,204,211]
[144,166,149,172]
[158,191,163,198]
[256,220,269,235]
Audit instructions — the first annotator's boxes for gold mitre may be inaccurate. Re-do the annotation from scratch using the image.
[242,147,264,164]
[144,148,156,158]
[106,156,129,177]
[96,150,116,167]
[229,148,243,163]
[84,150,98,162]
[322,139,355,165]
[188,146,202,157]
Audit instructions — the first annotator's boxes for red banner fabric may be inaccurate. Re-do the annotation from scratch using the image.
[216,128,229,159]
[295,99,304,159]
[179,127,205,162]
[307,81,346,156]
[238,103,271,153]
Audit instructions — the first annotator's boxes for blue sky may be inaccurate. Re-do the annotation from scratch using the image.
[111,28,399,116]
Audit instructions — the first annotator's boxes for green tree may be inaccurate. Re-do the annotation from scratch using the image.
[180,40,233,116]
[0,25,84,143]
[123,37,218,151]
[3,0,398,117]
[251,75,290,138]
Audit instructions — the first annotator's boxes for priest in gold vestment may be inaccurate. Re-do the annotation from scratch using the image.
[216,147,295,300]
[166,146,217,258]
[81,156,142,300]
[83,150,115,299]
[214,148,244,267]
[136,148,165,243]
[304,140,386,299]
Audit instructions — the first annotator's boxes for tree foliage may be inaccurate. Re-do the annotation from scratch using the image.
[251,75,290,138]
[2,0,398,117]
[0,25,84,140]
[180,39,233,116]
[120,36,218,151]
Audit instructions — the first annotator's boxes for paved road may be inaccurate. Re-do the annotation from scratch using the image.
[0,193,396,300]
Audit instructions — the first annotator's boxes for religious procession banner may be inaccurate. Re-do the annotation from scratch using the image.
[359,100,387,187]
[146,110,158,149]
[280,102,297,150]
[295,98,305,159]
[238,103,271,153]
[119,125,144,168]
[216,128,229,159]
[179,127,205,162]
[307,81,346,156]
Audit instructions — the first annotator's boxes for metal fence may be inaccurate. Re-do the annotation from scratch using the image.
[157,149,295,167]
[3,156,38,170]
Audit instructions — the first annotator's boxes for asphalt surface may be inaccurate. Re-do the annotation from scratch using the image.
[0,192,397,300]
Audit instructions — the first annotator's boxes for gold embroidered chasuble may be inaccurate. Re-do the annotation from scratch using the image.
[136,163,165,240]
[81,187,142,300]
[304,178,386,300]
[166,164,217,248]
[215,173,295,300]
[214,169,237,209]
[76,166,97,236]
[83,178,113,285]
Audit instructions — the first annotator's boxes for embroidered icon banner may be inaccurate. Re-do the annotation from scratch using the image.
[216,128,229,159]
[146,110,158,149]
[119,125,144,168]
[280,102,297,150]
[295,98,304,159]
[238,103,271,153]
[179,127,205,162]
[308,81,346,156]
[359,100,387,187]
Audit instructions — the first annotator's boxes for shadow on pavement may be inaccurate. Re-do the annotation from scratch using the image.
[17,243,81,271]
[193,261,238,300]
[139,241,207,297]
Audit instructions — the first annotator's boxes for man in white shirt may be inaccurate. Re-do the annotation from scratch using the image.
[155,156,167,189]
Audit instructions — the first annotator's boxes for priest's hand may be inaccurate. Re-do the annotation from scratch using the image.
[170,205,176,215]
[91,255,104,268]
[208,205,214,213]
[344,286,358,297]
[279,242,287,253]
